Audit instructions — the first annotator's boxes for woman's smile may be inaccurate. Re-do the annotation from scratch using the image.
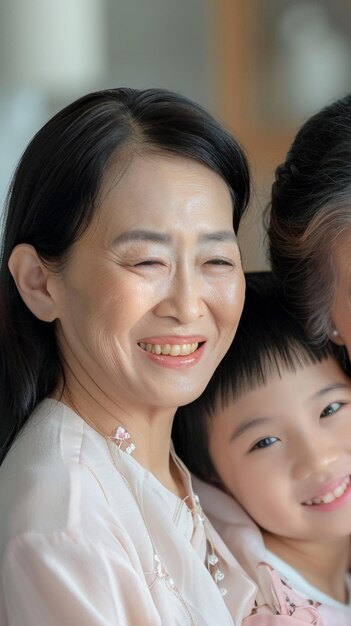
[53,154,245,414]
[138,336,207,369]
[139,342,200,356]
[138,335,205,355]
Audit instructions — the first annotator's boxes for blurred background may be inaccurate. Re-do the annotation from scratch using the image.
[0,0,350,270]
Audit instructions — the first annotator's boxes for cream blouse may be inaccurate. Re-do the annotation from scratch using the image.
[0,400,256,625]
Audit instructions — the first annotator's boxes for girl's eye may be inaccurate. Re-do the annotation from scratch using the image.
[251,436,278,451]
[320,402,344,418]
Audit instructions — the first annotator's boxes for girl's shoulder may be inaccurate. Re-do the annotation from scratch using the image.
[249,563,322,623]
[245,563,351,625]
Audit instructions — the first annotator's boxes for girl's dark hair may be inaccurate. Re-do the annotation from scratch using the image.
[172,271,349,483]
[0,87,250,463]
[267,93,351,346]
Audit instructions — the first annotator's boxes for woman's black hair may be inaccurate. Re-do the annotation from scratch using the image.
[267,93,351,345]
[172,271,349,483]
[0,87,250,464]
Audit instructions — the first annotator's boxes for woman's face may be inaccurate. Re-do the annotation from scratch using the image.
[50,154,245,413]
[332,228,351,358]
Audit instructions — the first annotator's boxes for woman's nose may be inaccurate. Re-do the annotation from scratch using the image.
[292,434,341,481]
[153,265,206,324]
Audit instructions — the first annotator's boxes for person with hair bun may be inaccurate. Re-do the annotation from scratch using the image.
[267,94,351,355]
[0,87,256,625]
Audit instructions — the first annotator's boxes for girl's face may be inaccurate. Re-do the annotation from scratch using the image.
[208,357,351,542]
[49,154,245,414]
[332,227,351,359]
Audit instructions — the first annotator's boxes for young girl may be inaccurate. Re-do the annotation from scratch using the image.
[173,272,351,625]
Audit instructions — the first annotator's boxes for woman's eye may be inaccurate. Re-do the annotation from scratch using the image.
[206,258,233,266]
[134,260,162,267]
[320,402,344,418]
[251,436,278,451]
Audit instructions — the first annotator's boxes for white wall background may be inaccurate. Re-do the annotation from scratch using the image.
[2,1,349,270]
[0,0,213,209]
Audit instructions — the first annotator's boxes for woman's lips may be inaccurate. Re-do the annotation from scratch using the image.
[139,341,199,356]
[138,335,207,345]
[137,336,207,369]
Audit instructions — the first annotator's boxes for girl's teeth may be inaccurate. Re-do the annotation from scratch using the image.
[334,484,346,498]
[139,342,199,356]
[321,492,335,504]
[304,476,350,505]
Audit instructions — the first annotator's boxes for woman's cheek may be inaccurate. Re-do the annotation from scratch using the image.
[216,277,245,326]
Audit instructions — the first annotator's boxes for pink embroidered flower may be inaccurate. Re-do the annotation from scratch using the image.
[115,426,130,441]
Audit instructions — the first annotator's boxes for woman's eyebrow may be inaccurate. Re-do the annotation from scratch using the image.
[113,229,237,246]
[199,230,237,243]
[230,416,273,442]
[113,230,171,246]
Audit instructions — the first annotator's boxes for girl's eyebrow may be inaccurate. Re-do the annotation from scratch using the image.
[230,383,351,441]
[230,416,273,442]
[113,229,237,246]
[311,383,351,401]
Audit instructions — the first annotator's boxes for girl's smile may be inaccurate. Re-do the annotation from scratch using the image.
[208,357,351,542]
[302,475,351,511]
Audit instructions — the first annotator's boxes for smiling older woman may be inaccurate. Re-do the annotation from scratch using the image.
[0,89,256,625]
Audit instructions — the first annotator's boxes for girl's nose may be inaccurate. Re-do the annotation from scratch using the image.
[292,434,341,481]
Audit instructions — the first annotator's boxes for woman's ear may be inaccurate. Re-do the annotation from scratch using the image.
[330,325,345,346]
[8,244,59,322]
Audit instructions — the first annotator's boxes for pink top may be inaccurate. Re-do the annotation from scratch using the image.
[0,400,256,626]
[193,477,351,626]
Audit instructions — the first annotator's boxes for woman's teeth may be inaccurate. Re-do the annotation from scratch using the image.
[139,342,199,356]
[304,476,350,505]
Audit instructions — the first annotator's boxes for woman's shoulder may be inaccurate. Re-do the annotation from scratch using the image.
[0,399,126,549]
[2,398,113,469]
